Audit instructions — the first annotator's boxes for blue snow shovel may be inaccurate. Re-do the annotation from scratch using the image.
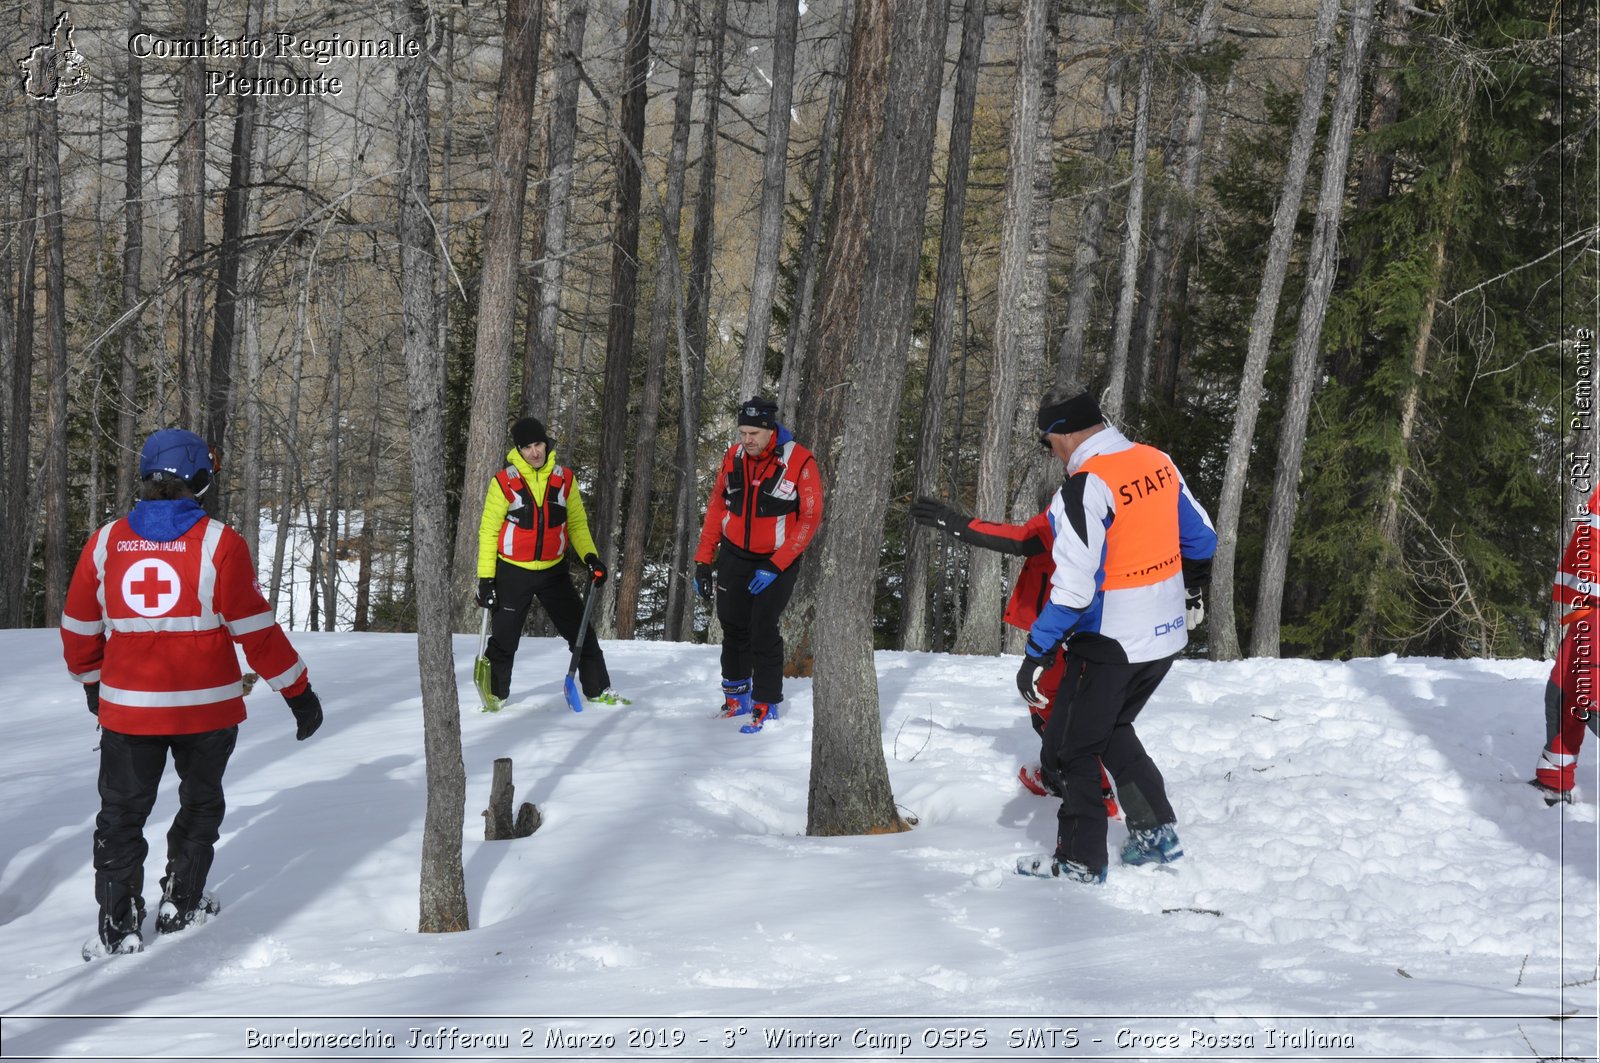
[562,575,600,714]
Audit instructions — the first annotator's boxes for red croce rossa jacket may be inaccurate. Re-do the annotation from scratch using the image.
[61,498,309,735]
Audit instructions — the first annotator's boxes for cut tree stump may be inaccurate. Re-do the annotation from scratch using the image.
[483,757,541,840]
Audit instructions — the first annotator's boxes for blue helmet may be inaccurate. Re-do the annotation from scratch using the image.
[139,428,213,495]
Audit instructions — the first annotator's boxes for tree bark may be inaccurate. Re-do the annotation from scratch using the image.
[900,0,986,652]
[737,0,800,401]
[1252,0,1376,657]
[593,0,654,636]
[806,0,944,838]
[395,0,469,934]
[39,0,69,622]
[955,0,1050,657]
[1206,0,1340,660]
[1101,0,1161,422]
[524,0,589,423]
[116,0,145,515]
[664,0,729,643]
[617,4,700,640]
[451,0,544,629]
[176,0,207,428]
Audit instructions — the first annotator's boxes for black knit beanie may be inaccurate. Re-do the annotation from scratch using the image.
[1036,392,1103,437]
[512,417,549,448]
[736,396,779,430]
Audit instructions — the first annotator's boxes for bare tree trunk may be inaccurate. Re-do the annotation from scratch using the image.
[2,91,38,627]
[204,0,265,513]
[775,0,852,427]
[1101,0,1161,422]
[955,0,1049,657]
[737,0,800,400]
[617,3,700,640]
[268,274,309,612]
[116,0,145,515]
[395,0,469,935]
[237,100,267,560]
[1054,10,1132,390]
[1355,115,1470,656]
[1252,0,1376,657]
[39,0,69,621]
[525,0,589,421]
[451,0,544,628]
[807,0,944,839]
[1206,0,1340,661]
[900,0,986,652]
[664,0,729,642]
[176,0,207,428]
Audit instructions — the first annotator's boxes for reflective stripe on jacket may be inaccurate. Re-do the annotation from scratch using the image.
[60,513,309,735]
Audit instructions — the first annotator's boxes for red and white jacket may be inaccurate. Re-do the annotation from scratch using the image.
[696,428,823,571]
[61,511,309,735]
[1556,488,1599,623]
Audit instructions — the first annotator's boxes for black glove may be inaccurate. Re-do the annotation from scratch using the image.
[85,682,99,716]
[585,554,607,585]
[1016,651,1051,709]
[694,562,714,600]
[909,496,966,535]
[1185,586,1205,628]
[286,687,323,741]
[476,577,497,610]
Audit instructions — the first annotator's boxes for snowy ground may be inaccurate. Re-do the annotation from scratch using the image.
[0,629,1595,1061]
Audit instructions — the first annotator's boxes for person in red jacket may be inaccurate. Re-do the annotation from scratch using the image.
[694,396,823,733]
[1532,487,1599,804]
[908,495,1154,814]
[61,429,322,959]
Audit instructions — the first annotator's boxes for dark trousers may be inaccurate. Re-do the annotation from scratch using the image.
[488,558,609,699]
[715,552,800,705]
[1041,654,1176,872]
[94,726,237,941]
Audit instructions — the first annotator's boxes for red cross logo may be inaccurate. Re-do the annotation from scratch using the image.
[121,559,182,617]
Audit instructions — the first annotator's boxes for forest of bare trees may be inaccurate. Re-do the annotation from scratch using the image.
[3,0,1596,866]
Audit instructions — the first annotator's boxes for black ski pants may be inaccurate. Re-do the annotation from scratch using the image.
[714,551,801,705]
[94,725,237,941]
[488,558,609,699]
[1040,653,1177,873]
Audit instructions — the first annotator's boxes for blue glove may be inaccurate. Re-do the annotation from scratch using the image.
[748,567,779,595]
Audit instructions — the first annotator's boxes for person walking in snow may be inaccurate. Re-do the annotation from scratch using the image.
[1013,389,1217,884]
[475,416,627,712]
[1532,486,1598,804]
[694,396,824,733]
[61,428,324,959]
[908,494,1163,812]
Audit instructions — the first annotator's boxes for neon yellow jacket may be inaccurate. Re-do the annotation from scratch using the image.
[476,447,598,576]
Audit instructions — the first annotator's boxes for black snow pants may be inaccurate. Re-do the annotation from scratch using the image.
[1040,653,1177,873]
[487,558,609,700]
[714,551,801,705]
[94,725,237,944]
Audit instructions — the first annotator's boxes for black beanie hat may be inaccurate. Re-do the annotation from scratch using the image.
[736,396,778,430]
[1037,391,1103,438]
[512,416,549,448]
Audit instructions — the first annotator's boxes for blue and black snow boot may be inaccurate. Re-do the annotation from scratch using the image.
[739,701,778,734]
[1015,853,1106,884]
[719,678,752,718]
[1120,823,1183,866]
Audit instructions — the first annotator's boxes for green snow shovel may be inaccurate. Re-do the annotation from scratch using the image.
[474,608,500,712]
[562,576,599,714]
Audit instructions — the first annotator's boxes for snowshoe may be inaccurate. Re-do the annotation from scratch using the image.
[587,688,632,706]
[1121,823,1184,866]
[739,701,777,734]
[81,932,144,961]
[1019,764,1051,796]
[1014,853,1106,884]
[1529,778,1576,806]
[156,892,220,936]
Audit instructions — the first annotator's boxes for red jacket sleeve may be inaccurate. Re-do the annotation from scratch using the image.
[695,451,733,566]
[770,454,823,571]
[60,528,108,683]
[211,528,310,698]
